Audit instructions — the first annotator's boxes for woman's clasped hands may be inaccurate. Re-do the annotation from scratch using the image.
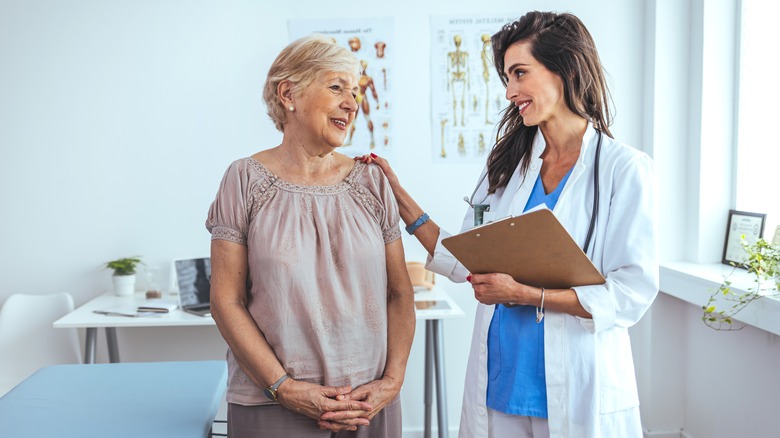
[317,376,402,431]
[276,376,401,431]
[275,379,371,431]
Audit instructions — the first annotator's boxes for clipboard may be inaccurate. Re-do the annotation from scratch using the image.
[441,209,605,289]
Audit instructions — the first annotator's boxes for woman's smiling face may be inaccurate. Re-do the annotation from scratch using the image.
[503,41,568,128]
[292,71,359,149]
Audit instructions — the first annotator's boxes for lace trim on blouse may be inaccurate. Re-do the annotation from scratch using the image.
[246,157,361,195]
[347,180,401,243]
[232,158,399,243]
[210,226,246,245]
[383,223,402,243]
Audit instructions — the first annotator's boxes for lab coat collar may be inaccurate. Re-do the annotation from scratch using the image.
[501,122,598,216]
[577,123,599,166]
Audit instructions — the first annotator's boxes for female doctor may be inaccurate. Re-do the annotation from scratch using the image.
[356,10,658,438]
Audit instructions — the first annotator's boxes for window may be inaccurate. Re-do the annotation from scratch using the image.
[735,0,780,240]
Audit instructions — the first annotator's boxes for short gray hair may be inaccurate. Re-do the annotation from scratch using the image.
[262,34,361,132]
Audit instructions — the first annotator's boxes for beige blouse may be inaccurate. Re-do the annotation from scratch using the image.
[206,157,401,406]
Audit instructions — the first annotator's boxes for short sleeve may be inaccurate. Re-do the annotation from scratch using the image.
[205,159,253,245]
[360,164,402,243]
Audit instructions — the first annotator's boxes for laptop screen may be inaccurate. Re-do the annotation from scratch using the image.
[174,257,211,308]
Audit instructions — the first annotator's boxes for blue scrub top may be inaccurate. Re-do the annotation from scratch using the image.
[485,166,573,418]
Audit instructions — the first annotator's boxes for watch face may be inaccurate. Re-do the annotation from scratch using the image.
[263,387,276,401]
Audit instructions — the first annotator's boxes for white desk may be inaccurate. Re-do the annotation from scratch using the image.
[53,292,213,364]
[55,287,464,438]
[0,360,227,437]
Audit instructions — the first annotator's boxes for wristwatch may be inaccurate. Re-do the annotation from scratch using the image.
[263,374,290,401]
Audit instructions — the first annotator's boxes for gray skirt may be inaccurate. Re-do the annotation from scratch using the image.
[227,396,402,438]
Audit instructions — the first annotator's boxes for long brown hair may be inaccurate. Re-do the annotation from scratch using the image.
[486,11,613,194]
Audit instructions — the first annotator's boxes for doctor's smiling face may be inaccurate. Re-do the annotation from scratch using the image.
[503,41,569,128]
[490,12,611,136]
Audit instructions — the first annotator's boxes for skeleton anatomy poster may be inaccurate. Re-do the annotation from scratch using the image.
[289,18,395,159]
[430,15,516,163]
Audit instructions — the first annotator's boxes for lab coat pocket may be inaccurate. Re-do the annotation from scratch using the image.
[597,329,639,413]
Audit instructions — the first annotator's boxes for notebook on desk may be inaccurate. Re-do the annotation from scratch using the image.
[172,257,212,317]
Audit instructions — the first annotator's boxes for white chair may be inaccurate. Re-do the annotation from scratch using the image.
[0,293,81,397]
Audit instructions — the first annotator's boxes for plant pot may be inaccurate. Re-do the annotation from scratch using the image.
[113,274,136,297]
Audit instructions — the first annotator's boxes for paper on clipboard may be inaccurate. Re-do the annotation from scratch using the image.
[441,208,605,289]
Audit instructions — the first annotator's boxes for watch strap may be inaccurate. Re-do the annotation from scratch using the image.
[265,374,290,401]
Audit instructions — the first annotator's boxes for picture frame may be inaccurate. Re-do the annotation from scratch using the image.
[722,210,766,266]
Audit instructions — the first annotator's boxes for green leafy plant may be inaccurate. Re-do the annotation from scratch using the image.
[105,256,143,276]
[702,237,780,330]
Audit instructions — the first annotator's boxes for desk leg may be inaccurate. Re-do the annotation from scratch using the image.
[424,320,434,438]
[432,320,449,438]
[105,328,120,363]
[84,328,97,364]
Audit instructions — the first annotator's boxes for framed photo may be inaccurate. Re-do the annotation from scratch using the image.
[722,210,766,266]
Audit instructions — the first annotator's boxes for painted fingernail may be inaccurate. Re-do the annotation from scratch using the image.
[466,274,472,282]
[370,153,377,158]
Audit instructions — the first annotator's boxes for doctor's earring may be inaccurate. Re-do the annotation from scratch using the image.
[288,106,295,112]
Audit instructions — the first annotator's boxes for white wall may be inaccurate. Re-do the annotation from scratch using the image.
[638,293,780,438]
[642,1,780,437]
[0,0,645,435]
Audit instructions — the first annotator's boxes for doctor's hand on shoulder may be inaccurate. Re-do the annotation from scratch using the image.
[355,153,402,192]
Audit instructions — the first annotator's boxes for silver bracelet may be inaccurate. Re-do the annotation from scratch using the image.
[536,287,546,323]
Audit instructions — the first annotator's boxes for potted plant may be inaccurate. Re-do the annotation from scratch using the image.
[106,256,143,296]
[702,237,780,330]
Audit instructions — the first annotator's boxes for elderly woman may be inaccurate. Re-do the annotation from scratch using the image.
[206,35,415,438]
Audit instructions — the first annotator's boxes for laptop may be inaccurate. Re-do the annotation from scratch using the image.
[172,257,212,317]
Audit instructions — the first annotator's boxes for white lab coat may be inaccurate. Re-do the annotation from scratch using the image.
[426,124,659,437]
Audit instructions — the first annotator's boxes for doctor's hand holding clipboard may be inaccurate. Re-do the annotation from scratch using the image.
[356,10,659,438]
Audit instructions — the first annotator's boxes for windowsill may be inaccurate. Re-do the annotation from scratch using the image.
[660,262,780,336]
